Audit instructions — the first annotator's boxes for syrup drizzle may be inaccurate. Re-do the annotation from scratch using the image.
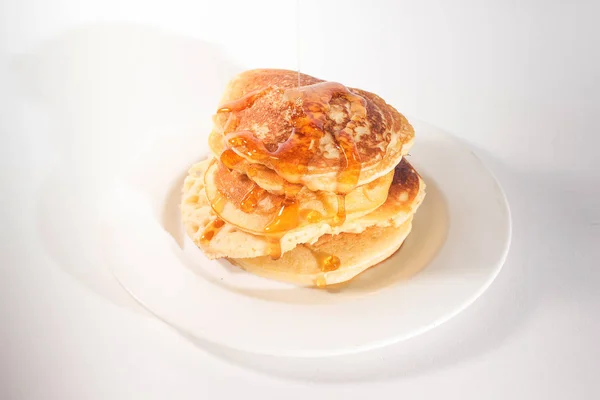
[333,194,346,226]
[264,198,300,234]
[220,82,365,195]
[219,107,244,169]
[303,244,341,287]
[215,81,366,260]
[200,218,225,243]
[315,275,327,288]
[296,0,301,89]
[217,88,268,114]
[262,198,301,260]
[310,248,341,272]
[239,185,266,213]
[299,209,325,224]
[267,236,282,260]
[220,148,244,169]
[322,255,340,272]
[210,192,227,214]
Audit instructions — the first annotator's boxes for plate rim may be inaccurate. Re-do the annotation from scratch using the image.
[103,119,513,357]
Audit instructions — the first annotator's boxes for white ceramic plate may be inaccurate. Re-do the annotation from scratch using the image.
[100,119,511,357]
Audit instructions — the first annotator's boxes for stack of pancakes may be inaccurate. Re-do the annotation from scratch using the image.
[181,69,425,287]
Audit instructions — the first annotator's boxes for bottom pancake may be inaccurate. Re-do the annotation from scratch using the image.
[229,218,413,287]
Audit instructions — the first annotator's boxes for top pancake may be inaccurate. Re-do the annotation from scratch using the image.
[209,69,415,193]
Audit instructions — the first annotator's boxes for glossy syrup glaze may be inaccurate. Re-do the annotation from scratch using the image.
[200,218,225,243]
[239,185,266,213]
[211,82,367,269]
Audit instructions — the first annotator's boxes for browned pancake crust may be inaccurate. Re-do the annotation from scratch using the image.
[212,69,414,170]
[390,158,421,205]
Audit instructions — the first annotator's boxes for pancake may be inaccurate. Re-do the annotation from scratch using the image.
[203,158,393,236]
[209,69,414,193]
[181,158,425,260]
[230,218,413,287]
[337,157,426,233]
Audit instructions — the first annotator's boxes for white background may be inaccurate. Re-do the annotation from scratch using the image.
[1,0,599,399]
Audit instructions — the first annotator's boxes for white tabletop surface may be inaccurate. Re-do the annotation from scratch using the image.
[1,0,599,399]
